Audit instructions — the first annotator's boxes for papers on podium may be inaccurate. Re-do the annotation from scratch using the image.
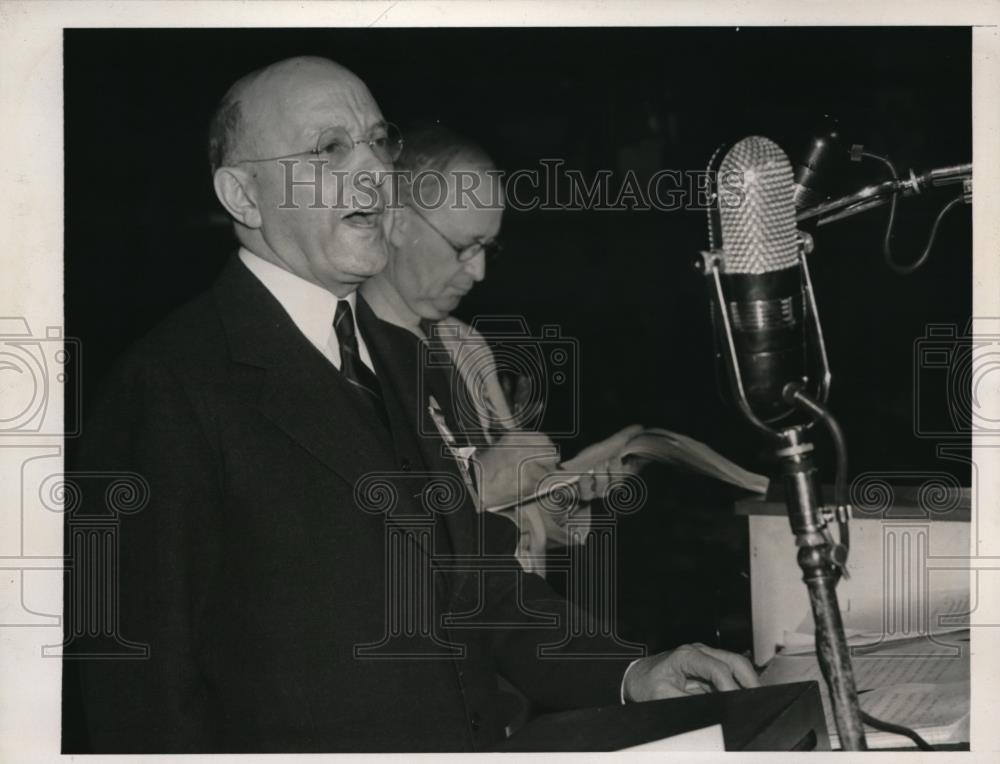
[779,587,971,655]
[761,628,970,749]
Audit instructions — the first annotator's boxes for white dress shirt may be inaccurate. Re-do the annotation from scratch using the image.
[239,247,375,373]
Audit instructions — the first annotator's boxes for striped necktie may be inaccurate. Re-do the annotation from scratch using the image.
[334,299,389,428]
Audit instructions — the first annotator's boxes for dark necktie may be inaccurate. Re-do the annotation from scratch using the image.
[334,299,389,429]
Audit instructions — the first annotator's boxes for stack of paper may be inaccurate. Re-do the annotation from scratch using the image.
[761,629,969,749]
[780,588,971,655]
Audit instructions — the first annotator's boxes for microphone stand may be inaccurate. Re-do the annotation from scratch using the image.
[696,243,868,750]
[775,423,867,751]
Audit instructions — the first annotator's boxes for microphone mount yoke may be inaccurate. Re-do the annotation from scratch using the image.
[695,233,831,442]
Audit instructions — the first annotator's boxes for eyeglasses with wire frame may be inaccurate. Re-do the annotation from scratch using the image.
[406,203,503,262]
[235,121,403,168]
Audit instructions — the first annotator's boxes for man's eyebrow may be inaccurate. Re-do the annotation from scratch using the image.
[308,119,387,137]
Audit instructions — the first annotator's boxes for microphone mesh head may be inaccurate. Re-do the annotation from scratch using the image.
[718,136,799,275]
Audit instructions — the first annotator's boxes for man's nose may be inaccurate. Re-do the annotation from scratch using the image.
[464,250,487,282]
[345,144,392,206]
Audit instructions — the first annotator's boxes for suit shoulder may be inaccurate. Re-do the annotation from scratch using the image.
[126,289,226,373]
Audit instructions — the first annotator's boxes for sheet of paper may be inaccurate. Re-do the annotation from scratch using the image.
[861,681,968,729]
[781,587,970,655]
[621,723,725,751]
[762,635,969,692]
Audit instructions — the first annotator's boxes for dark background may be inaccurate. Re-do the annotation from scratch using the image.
[65,27,972,653]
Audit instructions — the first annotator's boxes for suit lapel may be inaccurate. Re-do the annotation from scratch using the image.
[211,257,489,594]
[212,257,394,487]
[212,259,451,571]
[358,299,482,567]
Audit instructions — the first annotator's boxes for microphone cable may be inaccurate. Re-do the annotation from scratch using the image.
[858,150,965,275]
[859,711,936,751]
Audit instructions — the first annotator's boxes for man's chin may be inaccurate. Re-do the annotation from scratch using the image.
[333,239,389,281]
[433,296,462,316]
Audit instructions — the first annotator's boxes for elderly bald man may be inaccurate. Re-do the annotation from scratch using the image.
[66,57,758,754]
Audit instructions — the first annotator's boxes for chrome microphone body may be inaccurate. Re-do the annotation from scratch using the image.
[713,135,811,425]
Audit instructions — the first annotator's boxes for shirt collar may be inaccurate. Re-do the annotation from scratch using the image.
[238,247,353,352]
[359,273,424,337]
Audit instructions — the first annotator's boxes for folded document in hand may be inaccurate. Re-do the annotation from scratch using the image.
[489,427,768,512]
[599,428,769,494]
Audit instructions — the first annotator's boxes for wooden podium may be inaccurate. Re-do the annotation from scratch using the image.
[498,681,829,752]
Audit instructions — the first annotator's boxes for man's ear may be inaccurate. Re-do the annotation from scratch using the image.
[213,167,262,229]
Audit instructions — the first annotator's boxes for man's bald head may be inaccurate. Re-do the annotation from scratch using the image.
[207,56,370,171]
[208,56,393,296]
[207,63,258,172]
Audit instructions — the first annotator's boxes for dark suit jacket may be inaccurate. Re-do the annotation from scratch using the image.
[65,257,635,753]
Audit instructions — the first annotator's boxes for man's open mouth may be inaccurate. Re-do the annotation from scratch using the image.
[342,209,383,228]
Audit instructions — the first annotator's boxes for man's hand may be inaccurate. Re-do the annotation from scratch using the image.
[564,424,646,503]
[623,643,760,702]
[473,430,559,509]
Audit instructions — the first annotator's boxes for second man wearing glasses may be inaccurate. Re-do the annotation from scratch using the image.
[362,126,640,575]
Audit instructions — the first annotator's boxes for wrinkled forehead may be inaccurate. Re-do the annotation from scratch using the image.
[242,60,384,154]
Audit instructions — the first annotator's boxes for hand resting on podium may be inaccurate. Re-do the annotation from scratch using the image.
[623,643,761,702]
